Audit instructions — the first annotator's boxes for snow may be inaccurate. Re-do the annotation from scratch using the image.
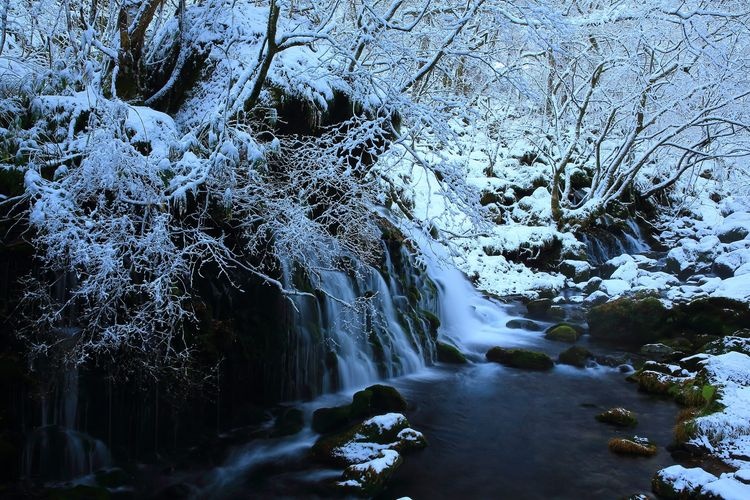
[700,475,750,500]
[654,465,717,493]
[347,449,401,474]
[691,353,750,469]
[599,279,631,297]
[361,413,408,434]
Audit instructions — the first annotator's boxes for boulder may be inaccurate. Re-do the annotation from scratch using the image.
[558,346,593,368]
[271,407,305,437]
[544,324,581,343]
[486,347,554,371]
[338,449,403,496]
[608,436,657,456]
[312,405,352,434]
[675,297,750,336]
[587,297,669,345]
[559,260,592,282]
[717,212,750,243]
[595,408,638,427]
[652,465,717,499]
[313,385,408,433]
[526,298,553,318]
[583,277,603,295]
[640,343,676,361]
[436,341,468,364]
[584,290,610,306]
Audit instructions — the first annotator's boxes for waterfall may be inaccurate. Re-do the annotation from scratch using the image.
[581,217,651,264]
[22,363,111,481]
[281,241,438,398]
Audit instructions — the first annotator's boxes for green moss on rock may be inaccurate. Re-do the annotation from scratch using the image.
[596,407,638,427]
[587,297,669,345]
[436,341,467,364]
[545,324,580,343]
[486,347,554,371]
[558,345,593,368]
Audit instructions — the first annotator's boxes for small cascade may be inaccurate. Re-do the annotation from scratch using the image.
[281,241,438,398]
[581,217,651,264]
[22,365,110,481]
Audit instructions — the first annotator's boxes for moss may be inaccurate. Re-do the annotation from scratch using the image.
[420,310,441,337]
[676,297,750,336]
[435,341,467,364]
[558,345,592,368]
[587,297,670,345]
[486,347,554,370]
[636,371,682,396]
[608,437,657,457]
[544,324,580,343]
[596,408,638,427]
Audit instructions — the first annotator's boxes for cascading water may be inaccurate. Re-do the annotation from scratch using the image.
[22,363,110,481]
[581,216,651,264]
[281,240,438,398]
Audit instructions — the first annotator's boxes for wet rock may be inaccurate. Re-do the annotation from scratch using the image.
[548,305,566,320]
[486,347,554,371]
[558,345,593,368]
[352,385,408,417]
[640,343,676,361]
[506,319,544,331]
[596,407,638,427]
[545,324,581,343]
[436,341,468,364]
[608,436,657,456]
[526,298,553,318]
[587,297,669,345]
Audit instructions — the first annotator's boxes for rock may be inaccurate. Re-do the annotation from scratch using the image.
[600,254,635,279]
[599,278,631,297]
[548,305,566,320]
[545,324,581,343]
[394,427,428,452]
[642,361,685,377]
[596,407,638,427]
[584,290,610,306]
[559,260,592,282]
[356,385,408,415]
[587,297,669,345]
[675,297,750,336]
[583,277,603,295]
[640,343,676,361]
[526,298,553,318]
[312,405,352,434]
[558,346,593,368]
[679,353,710,372]
[699,336,750,356]
[717,212,750,243]
[486,347,554,370]
[635,371,684,396]
[652,465,718,499]
[338,449,403,496]
[506,319,544,331]
[271,407,305,437]
[436,341,468,364]
[608,436,657,456]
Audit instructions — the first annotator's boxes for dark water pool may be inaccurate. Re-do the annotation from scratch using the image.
[380,363,680,499]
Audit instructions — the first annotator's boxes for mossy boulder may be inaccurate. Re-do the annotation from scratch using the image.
[558,345,593,368]
[640,343,677,361]
[544,324,581,343]
[587,297,669,345]
[353,385,408,417]
[675,297,750,336]
[338,449,403,497]
[506,319,544,331]
[486,347,554,371]
[596,408,638,427]
[526,298,553,319]
[699,336,750,356]
[608,437,657,457]
[436,341,468,364]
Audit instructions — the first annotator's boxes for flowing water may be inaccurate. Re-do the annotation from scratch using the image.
[170,235,681,499]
